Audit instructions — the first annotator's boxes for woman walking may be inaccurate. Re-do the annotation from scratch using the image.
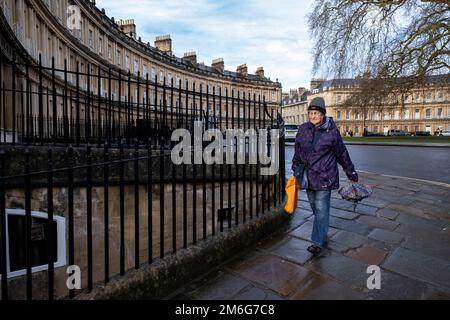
[292,97,358,255]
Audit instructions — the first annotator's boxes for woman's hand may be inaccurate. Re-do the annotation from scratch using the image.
[348,171,359,183]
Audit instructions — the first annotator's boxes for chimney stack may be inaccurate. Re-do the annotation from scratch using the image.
[236,64,248,78]
[212,58,224,74]
[255,67,265,78]
[183,51,197,66]
[298,87,307,96]
[154,35,172,55]
[310,79,325,91]
[117,19,136,39]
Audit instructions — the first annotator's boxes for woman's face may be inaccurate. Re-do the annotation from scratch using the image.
[308,110,324,126]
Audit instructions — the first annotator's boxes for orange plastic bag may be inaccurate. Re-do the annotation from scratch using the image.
[283,176,298,214]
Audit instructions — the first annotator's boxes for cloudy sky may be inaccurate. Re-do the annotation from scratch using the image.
[96,0,316,92]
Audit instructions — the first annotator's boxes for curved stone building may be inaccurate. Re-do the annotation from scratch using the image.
[0,0,286,301]
[0,0,282,143]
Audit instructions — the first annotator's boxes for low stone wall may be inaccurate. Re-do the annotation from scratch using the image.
[0,145,282,299]
[4,180,277,299]
[1,145,260,186]
[74,205,288,300]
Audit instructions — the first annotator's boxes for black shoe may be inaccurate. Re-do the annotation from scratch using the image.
[307,245,322,255]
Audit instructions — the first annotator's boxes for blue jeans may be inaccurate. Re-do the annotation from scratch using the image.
[306,190,332,248]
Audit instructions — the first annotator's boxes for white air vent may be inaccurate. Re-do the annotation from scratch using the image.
[0,209,66,279]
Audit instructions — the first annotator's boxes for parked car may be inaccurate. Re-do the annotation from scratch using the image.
[387,129,410,136]
[364,132,384,137]
[438,130,450,137]
[413,131,431,136]
[284,124,299,142]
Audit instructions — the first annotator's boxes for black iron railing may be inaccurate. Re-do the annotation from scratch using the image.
[0,140,286,300]
[0,56,279,148]
[0,56,286,300]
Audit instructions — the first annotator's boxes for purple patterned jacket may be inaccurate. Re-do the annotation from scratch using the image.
[292,117,358,191]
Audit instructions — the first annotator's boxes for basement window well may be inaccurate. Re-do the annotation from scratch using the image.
[1,209,66,279]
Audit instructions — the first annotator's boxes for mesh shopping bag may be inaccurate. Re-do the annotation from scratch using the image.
[338,182,373,211]
[283,176,298,214]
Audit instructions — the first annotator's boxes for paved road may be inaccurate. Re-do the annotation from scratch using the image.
[285,143,450,184]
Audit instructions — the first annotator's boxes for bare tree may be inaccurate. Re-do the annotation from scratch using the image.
[342,72,413,134]
[309,0,450,95]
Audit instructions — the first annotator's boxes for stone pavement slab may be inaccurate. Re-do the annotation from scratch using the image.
[256,231,294,251]
[395,183,423,193]
[331,230,367,249]
[356,215,399,230]
[353,204,379,216]
[290,220,338,241]
[345,245,388,265]
[396,211,448,230]
[356,197,389,209]
[368,228,404,244]
[376,208,400,220]
[365,238,399,253]
[413,192,447,203]
[330,208,360,220]
[190,273,251,300]
[230,285,283,300]
[409,200,450,222]
[382,247,450,289]
[375,193,416,206]
[419,184,448,195]
[326,240,351,253]
[387,204,428,219]
[232,254,316,297]
[284,216,307,233]
[294,205,313,219]
[330,198,355,211]
[305,252,369,290]
[328,216,373,235]
[168,172,450,300]
[270,237,314,265]
[367,270,429,300]
[395,222,444,240]
[290,275,367,300]
[394,223,450,262]
[297,200,313,212]
[298,192,309,202]
[375,184,415,196]
[290,221,314,240]
[401,236,450,262]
